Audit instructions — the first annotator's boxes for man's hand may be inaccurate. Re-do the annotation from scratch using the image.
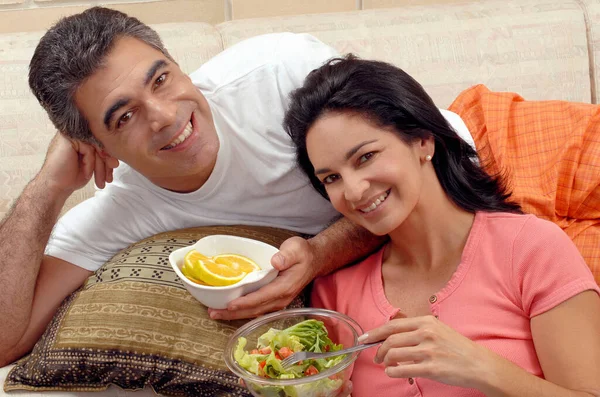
[209,218,385,321]
[208,236,316,320]
[38,132,118,195]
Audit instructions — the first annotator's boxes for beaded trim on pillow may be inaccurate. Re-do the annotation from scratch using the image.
[4,225,304,396]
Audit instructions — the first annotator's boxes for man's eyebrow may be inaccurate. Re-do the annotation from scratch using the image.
[144,59,168,86]
[102,59,169,130]
[103,98,130,130]
[314,139,377,175]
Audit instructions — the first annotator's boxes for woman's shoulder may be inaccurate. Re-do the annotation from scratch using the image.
[479,211,585,269]
[480,211,564,241]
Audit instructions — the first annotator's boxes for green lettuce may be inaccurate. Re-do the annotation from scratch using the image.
[234,319,347,397]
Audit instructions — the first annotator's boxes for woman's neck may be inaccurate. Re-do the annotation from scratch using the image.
[385,189,476,273]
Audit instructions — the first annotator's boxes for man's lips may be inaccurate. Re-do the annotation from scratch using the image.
[161,118,193,151]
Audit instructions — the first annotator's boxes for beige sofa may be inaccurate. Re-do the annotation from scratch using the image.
[1,0,599,394]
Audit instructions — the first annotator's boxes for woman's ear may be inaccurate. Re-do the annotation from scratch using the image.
[418,135,435,161]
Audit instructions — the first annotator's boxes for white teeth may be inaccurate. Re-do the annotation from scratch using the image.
[163,121,193,150]
[359,191,389,213]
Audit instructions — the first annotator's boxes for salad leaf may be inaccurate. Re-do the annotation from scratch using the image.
[234,319,347,397]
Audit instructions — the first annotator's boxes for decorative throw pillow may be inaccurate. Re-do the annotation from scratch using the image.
[449,85,600,284]
[4,225,303,396]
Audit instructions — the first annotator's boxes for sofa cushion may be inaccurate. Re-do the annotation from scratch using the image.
[449,84,600,284]
[4,225,303,396]
[0,22,222,220]
[216,0,590,109]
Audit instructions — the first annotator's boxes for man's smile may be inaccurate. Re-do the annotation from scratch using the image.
[161,119,194,150]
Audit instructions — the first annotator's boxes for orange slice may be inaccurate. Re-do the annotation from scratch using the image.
[196,258,247,286]
[182,250,213,285]
[185,250,211,267]
[180,263,208,285]
[212,254,261,273]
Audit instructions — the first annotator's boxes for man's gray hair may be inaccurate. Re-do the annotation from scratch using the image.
[29,6,173,145]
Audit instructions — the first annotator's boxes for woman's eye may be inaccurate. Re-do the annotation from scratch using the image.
[322,174,339,184]
[153,73,167,89]
[117,111,133,129]
[359,152,375,164]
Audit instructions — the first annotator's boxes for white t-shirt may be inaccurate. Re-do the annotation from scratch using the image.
[46,33,475,271]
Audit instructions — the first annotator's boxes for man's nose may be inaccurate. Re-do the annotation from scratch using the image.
[146,97,177,132]
[344,175,369,203]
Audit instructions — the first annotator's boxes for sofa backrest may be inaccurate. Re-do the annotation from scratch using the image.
[581,0,600,103]
[0,0,595,219]
[217,0,591,107]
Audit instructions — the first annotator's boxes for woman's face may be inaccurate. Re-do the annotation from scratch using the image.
[306,112,432,236]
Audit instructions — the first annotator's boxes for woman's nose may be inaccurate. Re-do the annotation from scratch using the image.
[344,176,369,203]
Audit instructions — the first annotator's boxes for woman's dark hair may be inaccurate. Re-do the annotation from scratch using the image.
[284,54,521,214]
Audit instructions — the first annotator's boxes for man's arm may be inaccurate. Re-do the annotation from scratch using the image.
[208,217,386,320]
[0,133,113,366]
[1,256,91,366]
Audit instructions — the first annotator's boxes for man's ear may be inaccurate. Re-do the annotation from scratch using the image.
[97,149,120,168]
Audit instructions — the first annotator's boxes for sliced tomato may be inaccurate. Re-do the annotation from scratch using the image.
[304,365,319,376]
[250,349,259,354]
[258,347,272,355]
[278,347,293,358]
[274,352,282,360]
[258,361,267,377]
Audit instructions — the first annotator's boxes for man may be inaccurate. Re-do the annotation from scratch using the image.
[0,7,471,366]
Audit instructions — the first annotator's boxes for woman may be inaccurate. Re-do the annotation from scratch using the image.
[284,55,600,397]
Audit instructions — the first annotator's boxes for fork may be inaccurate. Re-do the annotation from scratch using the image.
[280,341,382,369]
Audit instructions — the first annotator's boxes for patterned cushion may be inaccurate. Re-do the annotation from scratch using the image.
[4,225,303,396]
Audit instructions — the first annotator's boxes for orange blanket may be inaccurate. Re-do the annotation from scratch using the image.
[449,85,600,284]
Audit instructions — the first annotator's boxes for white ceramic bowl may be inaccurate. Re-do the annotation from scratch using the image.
[169,235,279,309]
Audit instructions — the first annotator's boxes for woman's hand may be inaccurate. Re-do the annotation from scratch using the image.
[361,315,493,389]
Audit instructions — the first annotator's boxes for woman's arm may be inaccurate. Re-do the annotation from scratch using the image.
[476,290,600,397]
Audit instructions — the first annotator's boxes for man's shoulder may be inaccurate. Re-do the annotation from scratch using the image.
[189,32,336,92]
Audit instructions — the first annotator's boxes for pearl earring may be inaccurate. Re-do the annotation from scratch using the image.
[425,155,432,161]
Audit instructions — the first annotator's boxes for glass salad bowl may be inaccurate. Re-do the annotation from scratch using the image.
[224,308,363,397]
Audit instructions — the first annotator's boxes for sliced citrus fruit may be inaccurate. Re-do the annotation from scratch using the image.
[196,258,247,286]
[180,263,209,285]
[212,254,261,273]
[185,249,211,268]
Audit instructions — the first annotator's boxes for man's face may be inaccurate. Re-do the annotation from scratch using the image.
[75,36,219,192]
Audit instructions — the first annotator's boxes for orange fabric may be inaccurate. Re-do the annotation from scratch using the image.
[449,85,600,284]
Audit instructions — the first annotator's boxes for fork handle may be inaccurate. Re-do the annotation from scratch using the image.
[336,341,382,355]
[314,340,382,360]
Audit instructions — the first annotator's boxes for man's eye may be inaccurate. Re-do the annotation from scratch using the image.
[153,73,167,88]
[322,174,339,184]
[117,111,133,128]
[359,152,375,164]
